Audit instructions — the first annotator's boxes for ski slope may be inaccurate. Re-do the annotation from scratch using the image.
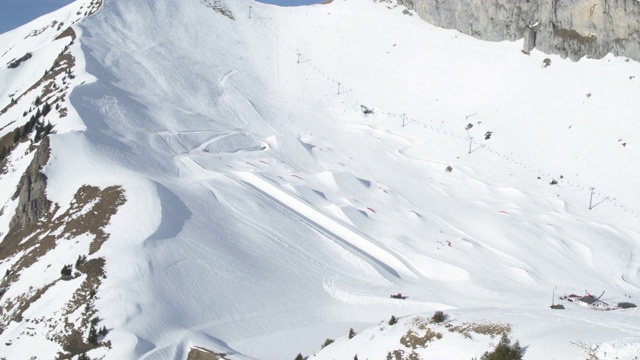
[1,0,640,358]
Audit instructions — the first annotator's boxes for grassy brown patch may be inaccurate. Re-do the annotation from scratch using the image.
[386,349,421,360]
[0,126,18,151]
[187,347,230,360]
[1,282,56,324]
[400,328,442,349]
[61,185,126,255]
[64,258,105,323]
[40,52,75,100]
[56,329,96,359]
[55,27,76,41]
[446,321,511,340]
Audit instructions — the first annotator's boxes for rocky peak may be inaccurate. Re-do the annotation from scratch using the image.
[9,136,51,230]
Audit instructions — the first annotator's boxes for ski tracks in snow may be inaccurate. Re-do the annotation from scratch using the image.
[218,69,238,93]
[233,171,425,283]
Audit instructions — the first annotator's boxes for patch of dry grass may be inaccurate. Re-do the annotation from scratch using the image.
[446,321,511,340]
[54,27,76,41]
[187,347,230,360]
[386,349,421,360]
[400,328,442,349]
[1,282,56,324]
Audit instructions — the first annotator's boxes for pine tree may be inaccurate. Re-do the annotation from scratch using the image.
[60,264,72,277]
[87,324,98,345]
[13,129,21,143]
[431,311,446,323]
[34,96,41,106]
[388,315,398,325]
[480,333,523,360]
[294,354,304,360]
[34,124,42,142]
[321,338,334,348]
[42,102,51,117]
[44,122,53,136]
[75,254,87,269]
[23,119,34,139]
[348,327,356,339]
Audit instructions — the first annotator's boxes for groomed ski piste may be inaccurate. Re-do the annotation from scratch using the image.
[0,0,640,358]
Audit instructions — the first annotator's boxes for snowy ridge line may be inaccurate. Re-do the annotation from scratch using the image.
[232,171,422,282]
[243,1,638,220]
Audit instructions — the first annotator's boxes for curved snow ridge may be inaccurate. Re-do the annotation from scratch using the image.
[218,69,238,90]
[233,171,421,281]
[197,132,268,154]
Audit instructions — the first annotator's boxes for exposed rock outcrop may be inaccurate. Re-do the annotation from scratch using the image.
[398,0,640,61]
[10,136,51,230]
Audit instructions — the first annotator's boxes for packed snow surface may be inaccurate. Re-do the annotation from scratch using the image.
[1,0,640,358]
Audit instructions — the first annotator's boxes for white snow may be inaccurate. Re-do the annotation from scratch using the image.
[0,0,639,359]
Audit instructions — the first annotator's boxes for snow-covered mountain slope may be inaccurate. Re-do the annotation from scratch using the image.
[0,0,639,359]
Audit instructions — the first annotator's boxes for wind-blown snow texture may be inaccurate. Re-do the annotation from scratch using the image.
[1,0,640,359]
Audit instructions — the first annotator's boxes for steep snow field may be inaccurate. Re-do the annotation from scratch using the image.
[1,0,640,358]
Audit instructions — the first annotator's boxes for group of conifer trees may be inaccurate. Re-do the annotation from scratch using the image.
[0,99,55,163]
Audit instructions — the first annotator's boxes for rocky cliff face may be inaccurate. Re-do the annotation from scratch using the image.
[398,0,640,61]
[10,136,51,230]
